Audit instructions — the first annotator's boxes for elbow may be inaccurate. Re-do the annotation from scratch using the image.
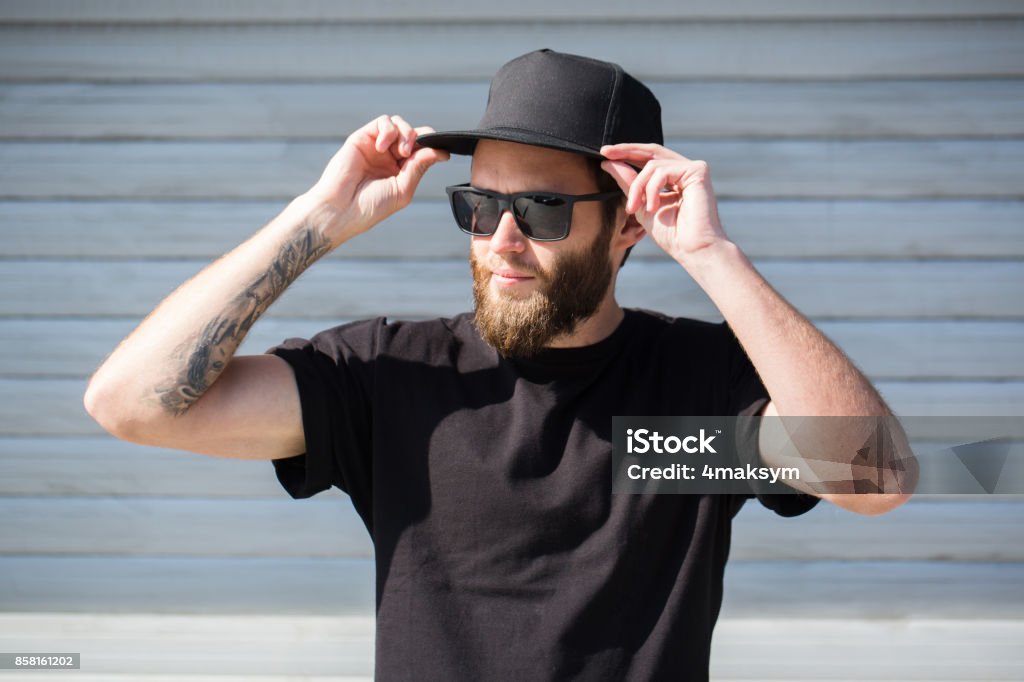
[864,492,912,515]
[83,377,144,442]
[820,491,912,516]
[83,377,119,436]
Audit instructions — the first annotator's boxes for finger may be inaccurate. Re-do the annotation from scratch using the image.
[375,115,399,154]
[645,167,662,214]
[390,115,416,156]
[411,127,436,152]
[600,160,637,196]
[601,143,685,162]
[646,166,678,214]
[351,115,389,138]
[601,144,656,161]
[396,146,450,197]
[627,160,662,215]
[346,115,389,149]
[396,147,448,198]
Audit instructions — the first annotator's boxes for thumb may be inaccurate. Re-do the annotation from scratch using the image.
[396,146,449,197]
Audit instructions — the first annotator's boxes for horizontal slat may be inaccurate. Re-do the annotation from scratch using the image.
[3,140,1023,200]
[872,381,1024,420]
[731,500,1024,561]
[813,321,1024,379]
[0,675,1004,682]
[42,379,1024,436]
[2,612,1019,681]
[0,556,375,615]
[0,677,361,682]
[0,677,359,682]
[2,436,1015,499]
[4,80,1023,139]
[2,497,374,557]
[0,441,992,500]
[1,497,1021,561]
[0,436,309,497]
[0,671,995,675]
[4,199,1024,260]
[1,260,1020,320]
[709,618,1024,681]
[0,81,479,141]
[3,1,1022,23]
[6,318,1021,381]
[0,612,374,677]
[0,674,986,680]
[0,21,1022,81]
[5,435,1013,498]
[1,556,1020,619]
[1,318,348,379]
[721,561,1024,620]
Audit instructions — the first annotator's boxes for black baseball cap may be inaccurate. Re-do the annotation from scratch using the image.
[416,49,663,159]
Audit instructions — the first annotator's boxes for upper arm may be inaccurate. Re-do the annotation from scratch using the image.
[126,354,306,460]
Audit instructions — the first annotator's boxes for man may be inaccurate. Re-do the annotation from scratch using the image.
[84,49,912,680]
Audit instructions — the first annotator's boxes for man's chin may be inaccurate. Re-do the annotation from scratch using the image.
[481,289,534,317]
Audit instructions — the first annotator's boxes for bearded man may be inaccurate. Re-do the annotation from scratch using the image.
[84,49,911,681]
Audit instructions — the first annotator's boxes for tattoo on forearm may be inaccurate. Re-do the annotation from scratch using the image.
[155,225,331,416]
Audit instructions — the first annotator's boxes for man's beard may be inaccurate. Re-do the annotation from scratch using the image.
[471,227,614,359]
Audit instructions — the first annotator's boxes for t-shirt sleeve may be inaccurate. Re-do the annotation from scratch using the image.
[262,319,379,523]
[723,321,820,518]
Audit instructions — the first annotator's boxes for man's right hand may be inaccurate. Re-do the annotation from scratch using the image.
[304,115,450,248]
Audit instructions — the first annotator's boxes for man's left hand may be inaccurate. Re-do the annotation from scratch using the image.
[600,143,733,268]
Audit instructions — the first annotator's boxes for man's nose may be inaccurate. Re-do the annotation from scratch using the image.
[487,209,527,254]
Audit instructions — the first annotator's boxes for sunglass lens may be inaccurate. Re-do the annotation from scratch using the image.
[514,195,569,240]
[452,190,500,235]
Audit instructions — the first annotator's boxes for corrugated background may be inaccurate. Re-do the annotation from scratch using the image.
[0,2,1022,679]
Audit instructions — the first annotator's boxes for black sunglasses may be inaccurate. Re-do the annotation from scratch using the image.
[445,183,621,242]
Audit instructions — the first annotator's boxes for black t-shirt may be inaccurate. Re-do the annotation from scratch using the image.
[266,308,819,681]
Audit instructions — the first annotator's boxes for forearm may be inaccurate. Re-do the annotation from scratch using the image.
[84,193,338,425]
[684,242,916,506]
[686,241,888,417]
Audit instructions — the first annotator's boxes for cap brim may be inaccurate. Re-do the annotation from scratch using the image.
[416,128,604,159]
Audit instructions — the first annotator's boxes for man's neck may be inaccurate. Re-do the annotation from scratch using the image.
[544,293,625,349]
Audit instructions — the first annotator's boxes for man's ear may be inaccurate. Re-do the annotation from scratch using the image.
[610,207,645,270]
[617,212,646,249]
